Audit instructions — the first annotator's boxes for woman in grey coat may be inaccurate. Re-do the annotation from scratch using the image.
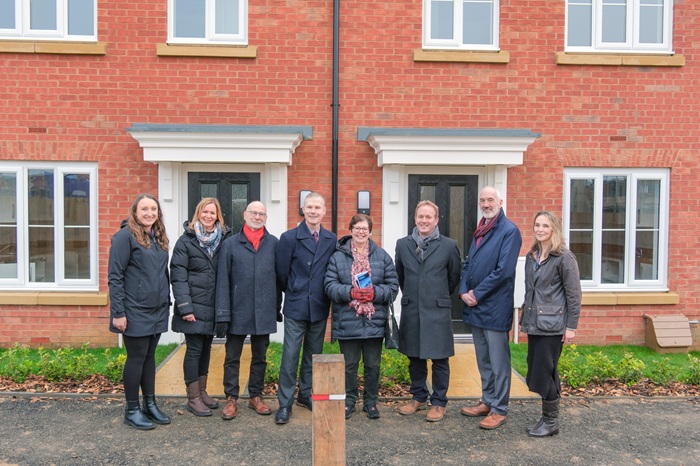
[520,211,581,437]
[325,214,399,420]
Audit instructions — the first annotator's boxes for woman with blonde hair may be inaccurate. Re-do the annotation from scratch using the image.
[170,197,231,416]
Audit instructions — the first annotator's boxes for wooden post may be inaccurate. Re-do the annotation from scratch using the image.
[312,353,345,466]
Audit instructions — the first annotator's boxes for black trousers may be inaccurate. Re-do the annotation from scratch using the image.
[339,337,383,406]
[183,333,214,385]
[122,334,160,400]
[408,357,450,407]
[526,334,563,400]
[223,334,270,399]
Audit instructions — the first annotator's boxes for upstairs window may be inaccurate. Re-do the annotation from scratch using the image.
[0,0,96,41]
[423,0,499,50]
[168,0,247,45]
[566,0,673,53]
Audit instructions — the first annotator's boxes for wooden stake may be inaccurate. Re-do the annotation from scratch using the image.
[312,353,346,466]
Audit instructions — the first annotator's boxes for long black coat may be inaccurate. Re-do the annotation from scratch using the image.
[394,234,461,359]
[325,236,399,341]
[215,228,281,336]
[169,222,232,335]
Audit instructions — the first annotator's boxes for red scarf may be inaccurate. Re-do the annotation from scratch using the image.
[243,224,264,251]
[473,210,500,248]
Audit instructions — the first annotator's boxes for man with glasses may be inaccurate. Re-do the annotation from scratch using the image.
[274,192,337,424]
[215,201,282,420]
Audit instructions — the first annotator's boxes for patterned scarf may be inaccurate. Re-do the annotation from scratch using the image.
[411,225,440,262]
[473,210,500,248]
[194,221,222,257]
[349,240,375,319]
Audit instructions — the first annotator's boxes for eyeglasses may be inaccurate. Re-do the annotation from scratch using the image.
[246,210,267,218]
[352,227,370,233]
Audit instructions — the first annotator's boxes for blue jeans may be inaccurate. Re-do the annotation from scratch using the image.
[339,338,383,406]
[472,326,511,415]
[407,357,450,407]
[277,317,327,408]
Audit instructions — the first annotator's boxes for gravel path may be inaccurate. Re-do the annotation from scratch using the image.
[1,395,698,465]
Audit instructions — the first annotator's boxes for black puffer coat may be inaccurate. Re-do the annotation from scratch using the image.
[170,222,232,335]
[324,236,399,341]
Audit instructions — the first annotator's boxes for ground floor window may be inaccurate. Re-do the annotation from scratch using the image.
[564,168,669,290]
[0,162,98,290]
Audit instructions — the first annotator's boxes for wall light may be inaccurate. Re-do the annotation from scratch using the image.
[299,190,312,216]
[357,190,370,215]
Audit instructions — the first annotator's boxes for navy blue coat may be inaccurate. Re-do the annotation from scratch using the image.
[325,236,399,341]
[108,220,171,337]
[459,209,522,332]
[276,222,337,323]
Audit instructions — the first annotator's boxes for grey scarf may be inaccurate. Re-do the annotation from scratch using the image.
[411,225,440,262]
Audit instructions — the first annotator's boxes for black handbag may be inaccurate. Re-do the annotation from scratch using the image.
[384,302,399,349]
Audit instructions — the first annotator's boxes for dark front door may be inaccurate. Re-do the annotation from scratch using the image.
[408,175,478,337]
[188,172,261,233]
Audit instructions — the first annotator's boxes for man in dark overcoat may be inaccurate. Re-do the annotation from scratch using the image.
[273,192,337,424]
[394,200,461,422]
[215,201,282,419]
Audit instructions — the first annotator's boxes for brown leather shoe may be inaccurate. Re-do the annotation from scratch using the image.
[426,405,446,422]
[397,399,427,415]
[221,397,238,420]
[461,402,490,417]
[479,412,507,430]
[248,396,272,415]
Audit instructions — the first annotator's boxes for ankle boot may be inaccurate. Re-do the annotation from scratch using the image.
[124,399,155,430]
[142,394,171,425]
[528,398,559,437]
[198,375,219,409]
[186,381,212,417]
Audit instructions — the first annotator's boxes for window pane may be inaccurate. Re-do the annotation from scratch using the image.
[65,227,90,279]
[570,178,594,229]
[570,230,593,280]
[639,2,663,43]
[0,226,17,279]
[64,174,90,226]
[216,0,239,35]
[230,183,248,233]
[29,226,55,282]
[419,185,436,203]
[601,231,625,284]
[28,170,54,225]
[635,230,658,280]
[0,173,17,278]
[602,0,627,43]
[68,0,95,35]
[567,3,592,46]
[449,185,465,255]
[30,0,57,30]
[463,1,493,45]
[200,183,217,199]
[636,180,660,229]
[175,0,205,38]
[431,0,454,40]
[602,176,626,229]
[0,0,15,29]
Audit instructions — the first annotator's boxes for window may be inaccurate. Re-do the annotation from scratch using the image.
[566,0,673,53]
[0,163,98,290]
[168,0,247,45]
[423,0,499,50]
[0,0,96,41]
[564,168,669,290]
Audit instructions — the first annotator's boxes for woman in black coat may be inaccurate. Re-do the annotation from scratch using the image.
[325,214,399,420]
[170,197,231,417]
[108,193,171,430]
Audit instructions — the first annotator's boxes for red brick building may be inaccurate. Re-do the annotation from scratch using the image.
[1,0,697,347]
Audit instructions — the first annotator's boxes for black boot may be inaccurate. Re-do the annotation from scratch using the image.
[528,398,559,437]
[124,399,155,430]
[142,394,171,425]
[526,398,546,434]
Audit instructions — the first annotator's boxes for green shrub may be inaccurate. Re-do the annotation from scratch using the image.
[104,352,126,384]
[649,357,676,386]
[558,344,593,388]
[585,351,617,382]
[380,350,410,386]
[0,343,33,383]
[682,354,700,386]
[617,352,645,386]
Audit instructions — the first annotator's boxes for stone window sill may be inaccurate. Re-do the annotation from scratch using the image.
[555,52,685,67]
[581,291,679,306]
[0,292,108,306]
[0,41,106,55]
[156,44,257,58]
[413,49,509,64]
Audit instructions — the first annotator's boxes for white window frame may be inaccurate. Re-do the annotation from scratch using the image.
[167,0,248,45]
[0,162,99,291]
[0,0,97,41]
[563,168,669,291]
[565,0,673,54]
[423,0,500,51]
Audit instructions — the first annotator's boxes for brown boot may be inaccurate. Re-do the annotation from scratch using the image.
[397,399,427,415]
[186,381,212,417]
[248,396,272,415]
[221,396,238,420]
[198,375,219,409]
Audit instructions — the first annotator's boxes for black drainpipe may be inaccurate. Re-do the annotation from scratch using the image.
[331,0,340,234]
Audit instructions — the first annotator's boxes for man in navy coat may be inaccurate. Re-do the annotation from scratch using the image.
[459,186,522,430]
[274,192,337,424]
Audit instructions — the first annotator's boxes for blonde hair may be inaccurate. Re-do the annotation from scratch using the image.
[529,210,565,255]
[127,193,169,251]
[414,200,439,217]
[188,197,226,231]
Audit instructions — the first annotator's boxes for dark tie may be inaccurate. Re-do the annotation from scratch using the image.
[312,231,319,244]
